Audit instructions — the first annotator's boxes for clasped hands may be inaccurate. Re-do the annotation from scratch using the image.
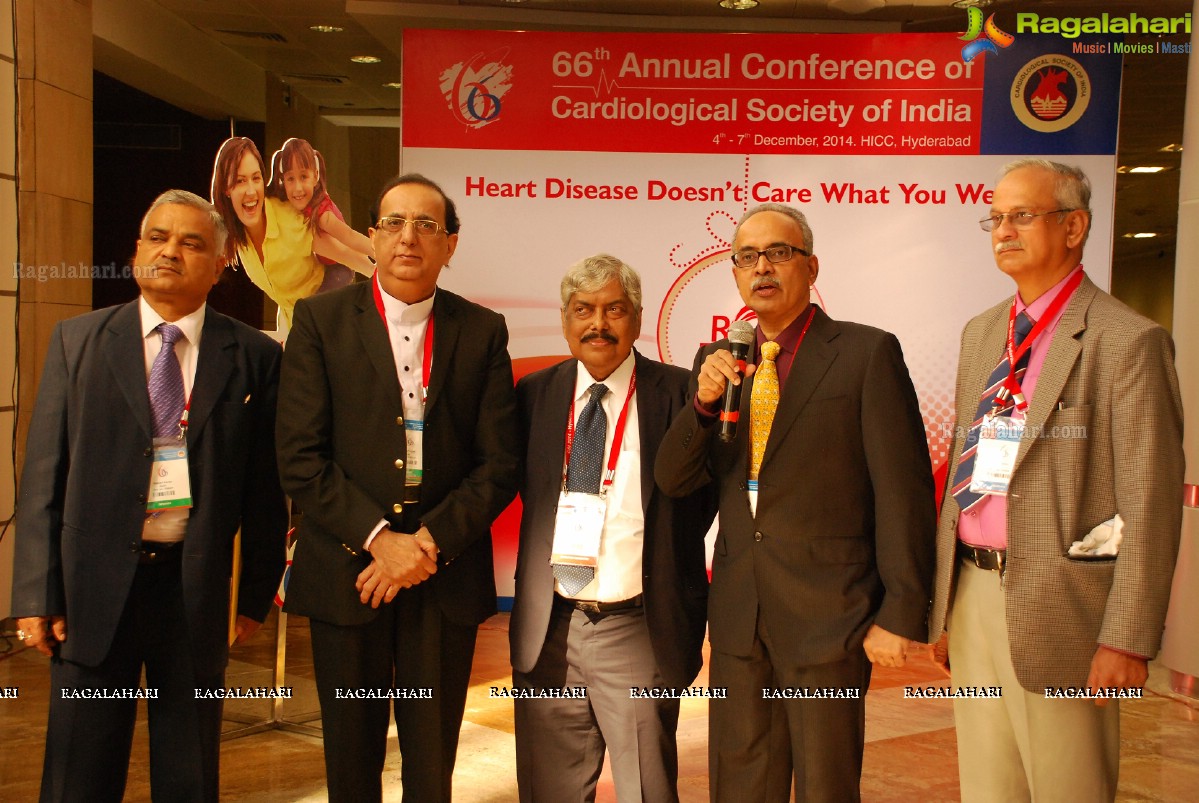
[356,525,439,608]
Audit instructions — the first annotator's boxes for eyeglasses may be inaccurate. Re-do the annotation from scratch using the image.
[731,244,809,269]
[978,209,1075,232]
[375,216,449,236]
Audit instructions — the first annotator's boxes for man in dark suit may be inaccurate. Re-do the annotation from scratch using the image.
[928,160,1184,801]
[510,254,716,801]
[655,203,936,802]
[11,189,287,802]
[277,174,520,802]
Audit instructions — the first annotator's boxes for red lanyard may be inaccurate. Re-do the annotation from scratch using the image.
[1001,269,1083,412]
[563,368,637,493]
[373,273,435,402]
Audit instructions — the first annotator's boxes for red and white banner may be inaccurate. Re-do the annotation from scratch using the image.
[401,29,1122,601]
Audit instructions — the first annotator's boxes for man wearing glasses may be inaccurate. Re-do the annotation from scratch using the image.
[928,159,1184,802]
[656,203,935,801]
[276,174,520,802]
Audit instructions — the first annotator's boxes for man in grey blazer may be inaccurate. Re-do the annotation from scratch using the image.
[928,159,1185,802]
[656,204,936,802]
[12,189,287,802]
[510,255,716,801]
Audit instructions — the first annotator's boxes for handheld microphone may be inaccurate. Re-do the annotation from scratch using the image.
[719,320,756,443]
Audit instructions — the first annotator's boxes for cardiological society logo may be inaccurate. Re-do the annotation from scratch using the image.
[439,48,514,128]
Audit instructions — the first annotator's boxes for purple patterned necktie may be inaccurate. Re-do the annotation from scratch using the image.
[554,383,608,596]
[149,323,186,438]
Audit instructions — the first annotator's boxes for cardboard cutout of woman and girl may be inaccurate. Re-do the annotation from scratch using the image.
[211,136,375,332]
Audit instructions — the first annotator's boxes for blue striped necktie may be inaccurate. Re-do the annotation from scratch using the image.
[950,312,1034,511]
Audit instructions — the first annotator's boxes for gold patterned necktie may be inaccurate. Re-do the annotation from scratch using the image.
[749,341,781,480]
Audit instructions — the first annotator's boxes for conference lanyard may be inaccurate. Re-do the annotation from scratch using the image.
[373,273,434,404]
[562,369,637,494]
[997,269,1083,414]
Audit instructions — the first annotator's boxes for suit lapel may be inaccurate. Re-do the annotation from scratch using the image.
[633,353,667,516]
[424,291,461,413]
[185,309,236,442]
[1013,276,1094,471]
[761,308,838,471]
[103,302,153,440]
[538,360,576,502]
[354,284,403,409]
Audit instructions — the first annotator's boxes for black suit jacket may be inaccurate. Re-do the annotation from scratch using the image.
[11,301,288,676]
[509,352,716,689]
[655,308,935,667]
[278,282,520,627]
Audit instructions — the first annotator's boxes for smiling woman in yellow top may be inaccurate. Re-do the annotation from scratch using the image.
[211,137,343,329]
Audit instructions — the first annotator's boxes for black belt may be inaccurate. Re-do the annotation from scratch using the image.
[138,541,183,565]
[957,541,1006,573]
[554,593,643,616]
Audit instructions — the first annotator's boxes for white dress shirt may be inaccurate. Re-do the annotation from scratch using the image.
[558,351,645,602]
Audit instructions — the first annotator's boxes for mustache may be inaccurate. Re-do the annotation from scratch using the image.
[581,332,618,345]
[995,241,1023,254]
[751,276,781,291]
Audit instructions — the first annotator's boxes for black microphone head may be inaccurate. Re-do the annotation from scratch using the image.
[728,320,755,354]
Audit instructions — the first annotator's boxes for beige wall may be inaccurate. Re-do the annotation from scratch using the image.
[1,0,16,617]
[1,0,93,619]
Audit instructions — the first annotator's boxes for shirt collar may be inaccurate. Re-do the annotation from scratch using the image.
[1017,264,1084,323]
[574,349,636,403]
[376,273,436,325]
[755,302,814,355]
[139,296,206,346]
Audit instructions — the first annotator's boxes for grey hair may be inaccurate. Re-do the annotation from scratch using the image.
[1000,159,1092,246]
[733,203,815,254]
[140,189,229,257]
[560,253,642,313]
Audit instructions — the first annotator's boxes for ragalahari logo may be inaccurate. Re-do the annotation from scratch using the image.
[439,48,514,129]
[960,7,1015,62]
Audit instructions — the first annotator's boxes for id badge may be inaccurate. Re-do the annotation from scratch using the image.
[969,416,1024,495]
[147,437,193,510]
[404,419,424,485]
[551,492,606,568]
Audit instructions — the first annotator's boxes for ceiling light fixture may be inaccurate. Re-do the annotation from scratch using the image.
[952,0,993,8]
[829,0,885,12]
[1160,143,1184,152]
[1122,232,1158,238]
[382,82,403,89]
[1129,166,1166,173]
[310,25,344,34]
[719,0,759,10]
[351,55,382,64]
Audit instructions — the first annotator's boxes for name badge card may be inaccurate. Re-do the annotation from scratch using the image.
[551,492,606,568]
[970,417,1024,495]
[747,479,760,518]
[147,437,193,510]
[404,419,424,485]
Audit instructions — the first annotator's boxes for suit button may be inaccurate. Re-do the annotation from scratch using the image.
[394,459,404,470]
[396,416,404,426]
[137,493,147,504]
[754,531,763,542]
[393,503,403,513]
[143,447,153,457]
[129,542,139,552]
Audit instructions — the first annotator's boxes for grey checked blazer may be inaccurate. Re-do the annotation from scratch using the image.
[928,274,1185,691]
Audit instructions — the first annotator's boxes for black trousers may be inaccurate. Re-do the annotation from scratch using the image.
[41,557,224,803]
[708,612,872,803]
[309,580,478,803]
